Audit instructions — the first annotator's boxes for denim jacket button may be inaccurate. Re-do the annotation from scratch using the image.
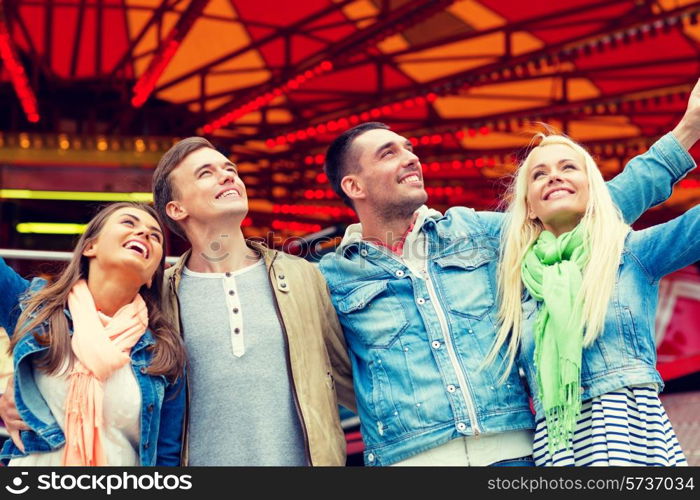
[360,249,368,257]
[395,270,405,277]
[140,367,147,374]
[416,298,425,305]
[431,341,440,349]
[456,422,467,432]
[367,453,375,462]
[447,385,456,393]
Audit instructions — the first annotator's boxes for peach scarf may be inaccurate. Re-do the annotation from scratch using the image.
[63,279,148,466]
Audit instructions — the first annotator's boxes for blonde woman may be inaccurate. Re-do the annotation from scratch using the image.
[490,130,698,466]
[0,202,186,466]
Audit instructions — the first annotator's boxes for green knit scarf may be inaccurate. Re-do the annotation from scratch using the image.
[521,224,588,453]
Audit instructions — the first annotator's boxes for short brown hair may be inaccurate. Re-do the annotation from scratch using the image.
[324,122,389,207]
[152,136,214,238]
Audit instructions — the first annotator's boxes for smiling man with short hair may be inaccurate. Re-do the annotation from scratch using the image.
[320,100,700,466]
[150,137,355,466]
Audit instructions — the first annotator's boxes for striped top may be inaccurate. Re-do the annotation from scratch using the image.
[533,385,687,466]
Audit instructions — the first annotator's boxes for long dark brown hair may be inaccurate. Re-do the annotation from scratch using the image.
[10,202,186,382]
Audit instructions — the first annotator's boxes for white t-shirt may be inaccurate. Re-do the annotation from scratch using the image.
[9,362,141,466]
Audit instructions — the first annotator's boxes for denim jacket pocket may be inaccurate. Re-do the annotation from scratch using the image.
[434,249,495,319]
[620,306,641,359]
[337,280,409,349]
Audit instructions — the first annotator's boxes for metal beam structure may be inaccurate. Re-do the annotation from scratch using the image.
[0,0,39,123]
[0,0,699,241]
[131,0,210,107]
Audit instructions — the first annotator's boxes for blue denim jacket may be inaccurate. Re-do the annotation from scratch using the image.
[319,133,694,466]
[520,204,700,418]
[0,260,185,466]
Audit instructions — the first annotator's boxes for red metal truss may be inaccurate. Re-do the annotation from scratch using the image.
[256,2,700,148]
[131,0,210,107]
[0,0,38,122]
[200,0,457,132]
[1,0,700,240]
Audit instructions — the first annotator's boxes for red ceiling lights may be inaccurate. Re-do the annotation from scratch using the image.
[408,126,490,147]
[298,126,492,167]
[0,19,39,123]
[422,157,498,174]
[425,186,466,199]
[303,188,337,201]
[131,0,210,108]
[265,93,439,147]
[303,154,327,166]
[273,204,355,218]
[271,220,322,233]
[203,61,334,133]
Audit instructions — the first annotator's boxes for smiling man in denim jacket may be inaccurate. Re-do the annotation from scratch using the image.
[319,83,700,466]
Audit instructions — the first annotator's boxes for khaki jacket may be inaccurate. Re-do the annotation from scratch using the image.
[163,240,355,466]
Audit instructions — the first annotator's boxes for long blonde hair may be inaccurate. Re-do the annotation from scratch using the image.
[486,134,630,381]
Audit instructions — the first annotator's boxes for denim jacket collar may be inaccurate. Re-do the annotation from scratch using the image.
[338,205,443,255]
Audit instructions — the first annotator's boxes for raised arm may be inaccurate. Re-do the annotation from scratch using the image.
[632,204,700,282]
[0,257,30,334]
[607,79,700,224]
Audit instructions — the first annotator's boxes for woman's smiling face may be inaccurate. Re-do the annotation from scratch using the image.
[82,207,164,286]
[526,143,590,236]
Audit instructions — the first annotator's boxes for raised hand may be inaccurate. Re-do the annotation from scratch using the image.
[0,376,28,452]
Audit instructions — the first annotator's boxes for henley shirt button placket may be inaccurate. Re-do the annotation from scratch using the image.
[224,272,244,357]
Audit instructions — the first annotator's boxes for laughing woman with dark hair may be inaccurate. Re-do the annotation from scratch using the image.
[0,202,186,466]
